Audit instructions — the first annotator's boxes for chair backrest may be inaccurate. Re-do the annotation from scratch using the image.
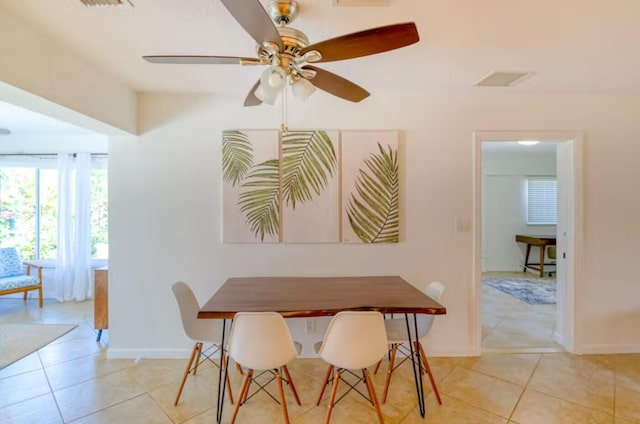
[227,312,298,370]
[415,281,445,339]
[319,311,387,370]
[0,247,24,278]
[172,281,220,343]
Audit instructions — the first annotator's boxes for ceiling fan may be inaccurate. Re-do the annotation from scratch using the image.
[143,0,419,106]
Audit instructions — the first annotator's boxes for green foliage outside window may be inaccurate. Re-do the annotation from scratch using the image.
[0,166,108,260]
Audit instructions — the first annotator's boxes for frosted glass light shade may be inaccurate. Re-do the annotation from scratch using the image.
[255,83,279,105]
[260,66,287,91]
[292,78,317,101]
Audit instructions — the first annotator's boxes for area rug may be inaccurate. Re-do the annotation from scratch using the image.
[0,323,76,370]
[483,277,556,305]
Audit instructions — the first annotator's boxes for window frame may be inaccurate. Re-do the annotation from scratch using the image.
[526,176,557,225]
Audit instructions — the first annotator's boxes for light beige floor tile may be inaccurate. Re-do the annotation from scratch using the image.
[0,368,51,409]
[400,394,507,424]
[511,389,614,424]
[0,393,62,424]
[615,385,640,422]
[44,352,137,391]
[126,358,188,392]
[149,367,226,423]
[54,368,148,422]
[458,354,539,386]
[529,355,615,413]
[68,394,173,424]
[50,322,97,345]
[439,367,523,418]
[0,352,42,380]
[38,335,103,368]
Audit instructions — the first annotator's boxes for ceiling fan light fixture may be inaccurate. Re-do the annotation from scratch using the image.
[292,77,316,101]
[260,65,287,91]
[254,83,279,105]
[517,140,540,146]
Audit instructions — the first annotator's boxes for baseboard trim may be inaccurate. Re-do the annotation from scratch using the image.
[577,344,640,354]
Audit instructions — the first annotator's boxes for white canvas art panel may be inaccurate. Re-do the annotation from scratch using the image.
[281,130,340,243]
[222,129,279,243]
[341,130,399,244]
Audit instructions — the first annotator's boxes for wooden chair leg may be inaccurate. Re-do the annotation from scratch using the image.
[373,359,383,374]
[230,371,252,424]
[316,364,334,406]
[174,343,198,406]
[193,343,203,375]
[382,343,398,403]
[38,286,43,308]
[236,362,244,375]
[23,291,27,301]
[282,365,301,406]
[275,370,291,424]
[418,342,442,405]
[364,369,384,424]
[324,369,341,424]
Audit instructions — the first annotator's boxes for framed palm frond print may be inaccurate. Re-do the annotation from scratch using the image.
[222,129,398,244]
[341,131,399,244]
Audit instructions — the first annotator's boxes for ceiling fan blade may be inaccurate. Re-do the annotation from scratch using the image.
[244,80,263,107]
[220,0,282,50]
[303,66,369,102]
[300,22,419,63]
[143,56,262,65]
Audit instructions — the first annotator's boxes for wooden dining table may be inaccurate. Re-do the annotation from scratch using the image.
[199,276,447,422]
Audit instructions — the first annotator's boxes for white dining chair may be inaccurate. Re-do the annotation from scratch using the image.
[227,311,301,424]
[316,311,388,424]
[171,281,235,406]
[375,281,445,404]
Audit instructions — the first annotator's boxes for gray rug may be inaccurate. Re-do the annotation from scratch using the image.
[483,277,556,304]
[0,323,76,369]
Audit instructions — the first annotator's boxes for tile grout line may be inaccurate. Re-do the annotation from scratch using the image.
[38,348,67,424]
[505,351,544,422]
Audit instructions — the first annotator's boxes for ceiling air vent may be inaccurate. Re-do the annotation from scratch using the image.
[474,71,533,87]
[79,0,133,6]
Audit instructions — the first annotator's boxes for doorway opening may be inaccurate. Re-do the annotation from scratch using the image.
[473,131,583,354]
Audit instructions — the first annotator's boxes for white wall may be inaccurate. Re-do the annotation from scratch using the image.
[107,90,640,357]
[481,150,556,272]
[0,7,136,135]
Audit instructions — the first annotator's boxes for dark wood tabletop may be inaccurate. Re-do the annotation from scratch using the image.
[198,276,447,319]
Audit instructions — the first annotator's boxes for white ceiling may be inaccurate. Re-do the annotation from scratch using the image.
[2,0,639,97]
[1,0,639,140]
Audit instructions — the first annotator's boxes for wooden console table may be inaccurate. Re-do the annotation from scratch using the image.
[515,234,556,277]
[94,267,108,342]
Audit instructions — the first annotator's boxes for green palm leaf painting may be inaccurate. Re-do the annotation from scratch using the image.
[281,130,337,209]
[222,130,254,186]
[347,143,399,243]
[238,160,280,242]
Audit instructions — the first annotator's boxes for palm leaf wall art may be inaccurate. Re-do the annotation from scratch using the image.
[281,130,337,209]
[222,130,254,186]
[237,159,280,242]
[281,130,340,243]
[346,143,399,243]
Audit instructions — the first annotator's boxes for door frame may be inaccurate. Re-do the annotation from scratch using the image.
[471,130,584,355]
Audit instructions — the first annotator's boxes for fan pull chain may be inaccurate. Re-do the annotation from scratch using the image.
[280,85,288,134]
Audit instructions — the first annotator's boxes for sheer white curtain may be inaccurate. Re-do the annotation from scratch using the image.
[55,153,92,302]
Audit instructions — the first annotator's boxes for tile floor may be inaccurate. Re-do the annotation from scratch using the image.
[481,271,561,352]
[1,296,639,423]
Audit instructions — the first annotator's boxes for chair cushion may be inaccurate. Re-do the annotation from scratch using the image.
[0,275,40,291]
[0,247,25,278]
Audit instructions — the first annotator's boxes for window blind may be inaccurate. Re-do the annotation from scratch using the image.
[527,178,557,225]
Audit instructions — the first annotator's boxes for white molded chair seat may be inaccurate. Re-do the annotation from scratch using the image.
[171,281,235,406]
[375,281,445,405]
[227,312,301,424]
[316,311,388,424]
